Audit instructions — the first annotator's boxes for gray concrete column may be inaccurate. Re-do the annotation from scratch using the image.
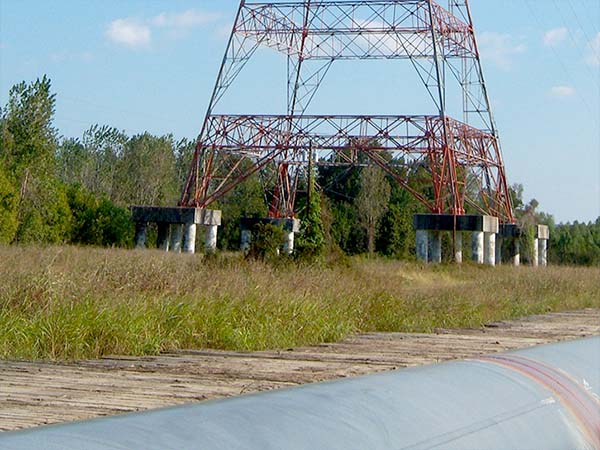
[454,232,463,264]
[241,230,252,253]
[416,230,428,263]
[170,224,183,253]
[183,223,197,254]
[533,238,539,267]
[205,225,218,254]
[283,231,295,255]
[512,240,521,267]
[538,239,548,267]
[495,235,503,266]
[484,232,496,266]
[134,223,148,249]
[157,223,170,251]
[430,231,442,264]
[471,231,484,264]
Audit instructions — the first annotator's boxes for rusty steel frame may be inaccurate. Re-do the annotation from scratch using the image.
[180,0,515,223]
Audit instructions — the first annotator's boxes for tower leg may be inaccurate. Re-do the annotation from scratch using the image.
[157,223,170,251]
[533,238,539,267]
[283,231,295,255]
[538,239,547,267]
[205,225,218,254]
[241,230,252,254]
[135,223,148,249]
[495,235,503,266]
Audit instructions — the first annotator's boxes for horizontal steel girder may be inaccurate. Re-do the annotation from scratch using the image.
[237,0,477,59]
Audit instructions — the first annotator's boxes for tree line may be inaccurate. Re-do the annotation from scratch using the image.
[1,77,598,265]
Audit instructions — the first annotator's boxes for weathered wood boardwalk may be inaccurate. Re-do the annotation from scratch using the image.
[1,309,599,432]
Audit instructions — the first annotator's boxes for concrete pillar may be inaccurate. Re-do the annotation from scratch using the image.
[533,238,539,267]
[170,224,183,253]
[471,231,484,264]
[283,231,295,255]
[454,232,463,264]
[241,230,252,253]
[512,240,521,267]
[430,231,442,264]
[205,225,218,254]
[183,223,197,254]
[157,223,170,251]
[484,232,496,266]
[134,223,148,249]
[538,239,548,267]
[495,235,503,266]
[416,230,429,263]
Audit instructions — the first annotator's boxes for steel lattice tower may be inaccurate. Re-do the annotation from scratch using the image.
[180,0,515,224]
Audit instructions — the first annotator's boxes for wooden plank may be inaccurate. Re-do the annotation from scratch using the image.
[0,309,598,432]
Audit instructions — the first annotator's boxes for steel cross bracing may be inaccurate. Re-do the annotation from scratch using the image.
[181,0,515,223]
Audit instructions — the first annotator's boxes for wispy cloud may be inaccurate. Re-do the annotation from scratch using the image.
[585,32,600,66]
[106,19,151,49]
[478,32,526,70]
[549,85,576,97]
[106,9,220,49]
[543,27,568,47]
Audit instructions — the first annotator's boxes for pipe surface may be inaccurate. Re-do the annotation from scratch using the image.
[2,338,598,450]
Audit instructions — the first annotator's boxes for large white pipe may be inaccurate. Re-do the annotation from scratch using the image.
[2,337,598,449]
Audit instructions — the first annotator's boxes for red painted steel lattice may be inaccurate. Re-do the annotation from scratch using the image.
[181,0,515,223]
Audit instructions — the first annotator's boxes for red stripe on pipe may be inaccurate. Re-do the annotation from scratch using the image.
[479,354,600,448]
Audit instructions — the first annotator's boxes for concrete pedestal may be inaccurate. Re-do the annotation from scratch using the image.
[283,231,295,255]
[131,207,222,256]
[170,224,183,253]
[538,239,547,267]
[472,231,484,264]
[241,230,252,253]
[484,232,496,266]
[416,230,428,263]
[430,231,442,264]
[183,224,197,254]
[240,218,301,256]
[134,223,148,249]
[157,223,170,251]
[495,235,503,266]
[512,240,521,267]
[414,215,499,265]
[205,225,218,254]
[454,233,463,264]
[532,238,539,267]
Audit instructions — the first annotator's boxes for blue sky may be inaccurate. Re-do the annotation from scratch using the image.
[1,0,599,223]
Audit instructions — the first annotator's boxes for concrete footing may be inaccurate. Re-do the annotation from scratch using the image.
[484,232,496,267]
[240,218,301,255]
[131,207,222,254]
[534,225,549,267]
[472,231,484,264]
[414,214,499,265]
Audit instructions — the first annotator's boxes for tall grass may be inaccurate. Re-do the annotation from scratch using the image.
[0,245,598,360]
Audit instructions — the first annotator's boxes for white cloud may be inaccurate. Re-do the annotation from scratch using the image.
[478,32,526,70]
[151,10,220,29]
[585,32,600,66]
[543,27,568,47]
[106,19,151,48]
[106,10,220,49]
[549,86,576,97]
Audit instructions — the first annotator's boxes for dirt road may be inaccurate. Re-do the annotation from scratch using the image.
[1,309,598,432]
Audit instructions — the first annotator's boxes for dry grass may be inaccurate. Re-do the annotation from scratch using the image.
[1,245,598,360]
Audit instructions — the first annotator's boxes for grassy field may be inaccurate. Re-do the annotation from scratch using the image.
[0,245,598,360]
